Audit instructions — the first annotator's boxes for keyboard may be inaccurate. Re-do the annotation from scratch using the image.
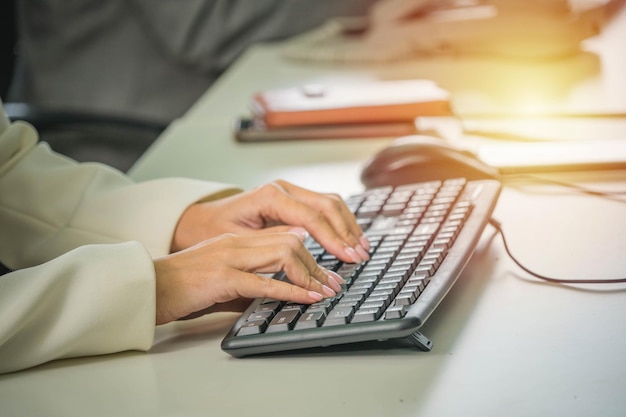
[221,178,501,357]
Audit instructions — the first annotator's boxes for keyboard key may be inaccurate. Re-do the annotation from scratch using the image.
[323,306,355,326]
[374,284,398,296]
[394,294,415,306]
[266,310,301,333]
[351,308,382,323]
[394,285,422,306]
[413,223,439,237]
[378,274,404,285]
[254,302,282,313]
[408,272,431,288]
[307,298,335,311]
[369,289,395,305]
[385,305,408,320]
[281,303,307,313]
[350,281,376,292]
[414,263,438,277]
[421,252,445,269]
[222,178,501,358]
[295,311,326,330]
[246,310,275,323]
[406,277,427,291]
[364,296,391,309]
[352,274,380,285]
[236,320,268,336]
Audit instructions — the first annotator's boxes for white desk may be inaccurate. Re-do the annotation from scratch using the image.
[3,9,626,417]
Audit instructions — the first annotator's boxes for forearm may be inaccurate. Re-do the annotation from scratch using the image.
[0,242,155,374]
[0,121,240,268]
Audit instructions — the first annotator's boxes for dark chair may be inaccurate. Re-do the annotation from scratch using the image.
[0,0,17,101]
[4,102,166,172]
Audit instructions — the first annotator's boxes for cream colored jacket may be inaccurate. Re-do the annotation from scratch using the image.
[0,102,239,373]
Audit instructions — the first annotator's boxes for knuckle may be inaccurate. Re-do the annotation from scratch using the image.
[284,233,305,249]
[276,242,297,260]
[301,268,319,287]
[258,274,279,296]
[304,210,325,225]
[252,183,274,198]
[282,283,297,301]
[320,195,346,214]
[264,181,286,196]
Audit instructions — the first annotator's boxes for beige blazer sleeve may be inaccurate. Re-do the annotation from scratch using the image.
[0,102,241,373]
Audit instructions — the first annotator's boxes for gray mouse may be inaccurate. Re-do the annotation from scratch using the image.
[361,135,500,188]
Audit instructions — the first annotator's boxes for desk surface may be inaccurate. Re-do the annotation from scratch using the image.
[3,8,626,417]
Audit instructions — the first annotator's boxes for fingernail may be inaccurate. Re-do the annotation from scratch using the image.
[308,291,323,302]
[355,244,370,261]
[360,235,371,252]
[325,269,346,284]
[344,246,362,264]
[289,227,309,241]
[321,285,336,297]
[326,275,342,293]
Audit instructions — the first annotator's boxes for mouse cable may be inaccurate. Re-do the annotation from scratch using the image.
[501,174,626,202]
[488,218,626,284]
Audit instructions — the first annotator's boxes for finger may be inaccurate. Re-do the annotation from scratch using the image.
[221,233,343,296]
[233,225,309,240]
[155,232,333,324]
[275,180,364,240]
[232,271,327,305]
[179,298,254,318]
[176,233,340,307]
[266,181,369,263]
[225,228,346,292]
[240,228,347,291]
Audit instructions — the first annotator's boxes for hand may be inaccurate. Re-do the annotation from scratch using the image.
[154,231,346,325]
[369,0,571,23]
[366,0,605,59]
[172,180,370,264]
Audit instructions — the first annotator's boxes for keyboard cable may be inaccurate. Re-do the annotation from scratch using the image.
[488,218,626,285]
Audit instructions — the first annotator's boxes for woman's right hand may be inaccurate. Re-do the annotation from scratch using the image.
[153,230,345,325]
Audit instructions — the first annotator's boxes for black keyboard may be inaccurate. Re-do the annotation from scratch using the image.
[221,178,501,356]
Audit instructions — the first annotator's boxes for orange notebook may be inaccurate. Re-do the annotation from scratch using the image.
[250,79,452,128]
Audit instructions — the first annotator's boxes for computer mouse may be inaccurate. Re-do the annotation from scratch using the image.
[361,135,500,188]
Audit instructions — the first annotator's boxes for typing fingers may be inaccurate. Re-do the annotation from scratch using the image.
[222,232,343,296]
[154,232,344,324]
[262,180,370,264]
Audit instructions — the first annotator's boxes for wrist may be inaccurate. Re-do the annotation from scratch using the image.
[171,203,203,252]
[153,257,178,325]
